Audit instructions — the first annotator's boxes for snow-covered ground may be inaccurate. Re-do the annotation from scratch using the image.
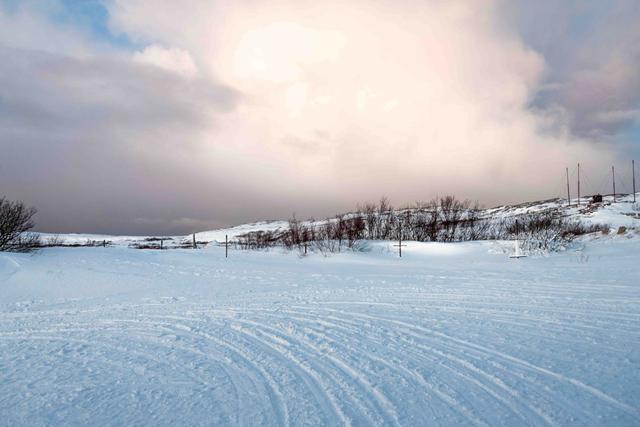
[1,233,639,426]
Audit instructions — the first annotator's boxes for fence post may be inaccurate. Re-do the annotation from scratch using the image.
[225,234,228,258]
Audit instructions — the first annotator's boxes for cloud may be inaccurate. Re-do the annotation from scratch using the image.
[595,110,640,125]
[1,0,634,234]
[506,0,640,141]
[109,1,618,197]
[133,44,199,78]
[0,2,242,234]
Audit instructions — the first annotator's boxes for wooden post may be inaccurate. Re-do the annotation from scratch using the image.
[225,234,228,258]
[160,239,163,250]
[633,160,636,203]
[103,239,106,248]
[566,167,571,206]
[612,166,616,202]
[393,230,407,257]
[304,242,307,255]
[193,233,196,249]
[577,163,581,207]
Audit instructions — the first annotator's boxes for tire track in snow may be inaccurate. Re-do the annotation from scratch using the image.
[196,318,354,426]
[279,306,568,424]
[167,321,289,427]
[149,314,359,427]
[263,307,558,426]
[242,309,494,427]
[229,317,401,427]
[152,311,396,426]
[1,318,245,425]
[126,316,288,427]
[312,305,640,419]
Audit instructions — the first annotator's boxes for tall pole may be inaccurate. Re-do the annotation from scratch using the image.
[633,160,636,203]
[577,163,581,207]
[566,167,571,206]
[193,233,196,249]
[399,231,402,258]
[225,234,228,258]
[612,166,616,202]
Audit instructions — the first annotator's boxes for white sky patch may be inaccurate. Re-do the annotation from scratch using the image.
[134,44,198,78]
[231,22,346,83]
[284,82,309,117]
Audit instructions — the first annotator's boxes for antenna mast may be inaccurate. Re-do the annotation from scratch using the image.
[612,166,616,202]
[566,167,571,206]
[633,160,636,203]
[577,163,581,206]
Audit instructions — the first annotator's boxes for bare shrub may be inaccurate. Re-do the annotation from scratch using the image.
[501,212,608,252]
[237,230,284,249]
[45,235,66,247]
[360,202,377,239]
[561,222,609,237]
[0,198,40,252]
[239,194,609,254]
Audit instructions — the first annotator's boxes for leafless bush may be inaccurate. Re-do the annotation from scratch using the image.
[58,239,112,248]
[45,235,66,247]
[130,242,163,250]
[412,200,439,241]
[377,197,393,240]
[346,215,366,248]
[314,219,339,253]
[500,212,609,252]
[239,195,608,254]
[10,233,41,252]
[361,202,377,239]
[561,221,609,237]
[0,198,40,252]
[237,230,284,249]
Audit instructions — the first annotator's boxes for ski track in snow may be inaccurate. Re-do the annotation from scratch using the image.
[1,241,639,426]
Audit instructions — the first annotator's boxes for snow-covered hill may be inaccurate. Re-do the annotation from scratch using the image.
[484,193,640,229]
[37,194,640,248]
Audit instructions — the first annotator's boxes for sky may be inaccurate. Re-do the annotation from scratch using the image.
[1,0,639,235]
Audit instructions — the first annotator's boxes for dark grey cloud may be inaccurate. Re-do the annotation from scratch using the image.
[0,44,245,234]
[0,47,236,131]
[0,43,339,234]
[505,0,640,143]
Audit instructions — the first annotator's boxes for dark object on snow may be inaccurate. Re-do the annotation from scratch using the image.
[591,194,603,203]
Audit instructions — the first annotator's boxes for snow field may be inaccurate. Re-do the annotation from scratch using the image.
[0,239,639,426]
